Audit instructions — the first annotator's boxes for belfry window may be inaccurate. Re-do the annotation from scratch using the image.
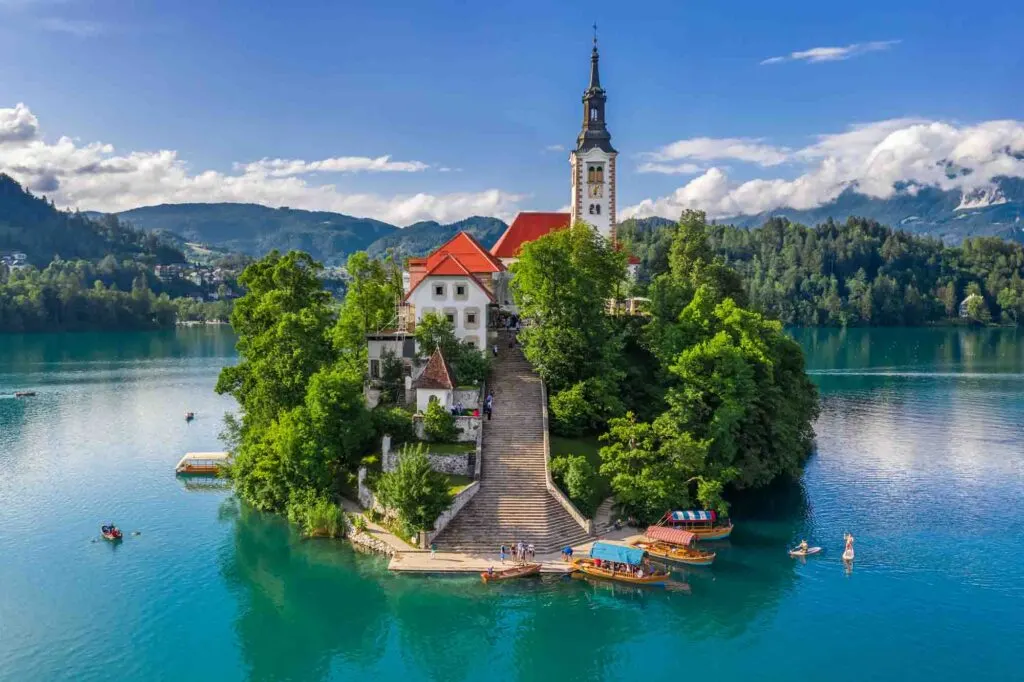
[590,108,598,122]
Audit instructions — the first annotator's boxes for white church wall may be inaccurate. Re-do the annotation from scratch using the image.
[408,275,491,351]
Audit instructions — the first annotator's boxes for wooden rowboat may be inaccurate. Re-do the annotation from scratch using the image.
[632,540,716,567]
[480,562,541,583]
[572,559,669,586]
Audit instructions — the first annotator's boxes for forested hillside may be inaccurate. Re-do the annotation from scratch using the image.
[0,174,184,266]
[621,214,1024,326]
[365,216,507,258]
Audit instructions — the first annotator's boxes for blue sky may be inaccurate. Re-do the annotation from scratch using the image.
[1,0,1022,224]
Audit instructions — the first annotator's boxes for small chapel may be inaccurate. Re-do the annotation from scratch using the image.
[366,35,637,398]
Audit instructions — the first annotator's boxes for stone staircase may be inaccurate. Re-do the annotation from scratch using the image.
[432,335,594,554]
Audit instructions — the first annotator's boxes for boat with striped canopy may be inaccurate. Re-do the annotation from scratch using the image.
[631,526,716,566]
[571,541,670,586]
[662,510,733,541]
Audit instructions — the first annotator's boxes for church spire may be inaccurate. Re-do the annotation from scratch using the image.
[589,23,601,90]
[576,26,615,154]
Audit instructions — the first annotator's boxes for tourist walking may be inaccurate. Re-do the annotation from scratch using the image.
[484,393,493,421]
[499,544,507,564]
[430,542,436,559]
[527,543,535,561]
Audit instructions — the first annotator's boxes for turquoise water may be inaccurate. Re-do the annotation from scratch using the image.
[1,326,1023,681]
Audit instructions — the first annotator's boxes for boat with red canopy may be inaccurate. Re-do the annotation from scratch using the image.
[631,526,716,566]
[662,510,733,541]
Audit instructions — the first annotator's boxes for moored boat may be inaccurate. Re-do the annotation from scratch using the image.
[101,524,123,541]
[571,541,669,586]
[14,391,36,398]
[662,510,733,540]
[632,526,716,566]
[175,451,230,476]
[481,562,542,583]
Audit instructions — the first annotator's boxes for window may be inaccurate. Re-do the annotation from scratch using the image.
[456,285,465,296]
[466,312,476,324]
[369,359,380,379]
[446,313,455,324]
[434,284,444,296]
[590,108,598,122]
[589,204,595,215]
[595,204,601,215]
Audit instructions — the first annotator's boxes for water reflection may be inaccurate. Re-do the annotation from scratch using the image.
[221,503,390,682]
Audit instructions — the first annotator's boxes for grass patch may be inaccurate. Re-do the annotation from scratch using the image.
[423,441,476,454]
[549,434,611,502]
[442,474,473,496]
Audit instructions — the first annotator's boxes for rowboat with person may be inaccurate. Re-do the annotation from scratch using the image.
[572,541,670,586]
[630,526,716,566]
[481,563,541,583]
[660,510,734,541]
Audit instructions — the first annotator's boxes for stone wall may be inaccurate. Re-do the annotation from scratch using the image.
[423,481,480,548]
[453,388,481,411]
[412,414,481,443]
[381,437,473,477]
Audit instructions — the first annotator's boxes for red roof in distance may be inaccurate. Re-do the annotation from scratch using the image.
[430,231,505,273]
[490,212,571,259]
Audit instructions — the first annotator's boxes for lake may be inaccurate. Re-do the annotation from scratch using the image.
[1,326,1022,682]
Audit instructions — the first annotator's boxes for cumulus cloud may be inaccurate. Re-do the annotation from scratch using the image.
[0,103,523,224]
[544,144,565,153]
[622,118,1024,220]
[761,40,899,65]
[0,103,39,143]
[642,136,790,168]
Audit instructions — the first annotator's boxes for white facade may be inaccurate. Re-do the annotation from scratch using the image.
[416,387,452,413]
[367,336,406,380]
[407,275,491,351]
[570,145,617,242]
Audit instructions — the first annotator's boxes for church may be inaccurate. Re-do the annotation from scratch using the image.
[365,36,635,394]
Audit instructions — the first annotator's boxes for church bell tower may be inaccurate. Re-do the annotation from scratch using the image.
[570,29,617,243]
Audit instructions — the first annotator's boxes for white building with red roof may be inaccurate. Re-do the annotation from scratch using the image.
[401,231,506,352]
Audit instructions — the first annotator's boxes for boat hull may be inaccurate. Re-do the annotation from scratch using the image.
[481,563,541,583]
[689,525,733,541]
[644,547,715,566]
[573,562,668,586]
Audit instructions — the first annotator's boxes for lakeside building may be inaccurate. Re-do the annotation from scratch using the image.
[365,36,638,387]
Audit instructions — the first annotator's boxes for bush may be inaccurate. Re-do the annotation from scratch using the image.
[423,399,460,442]
[549,377,622,436]
[372,405,416,444]
[375,443,454,533]
[550,454,599,517]
[349,512,367,533]
[452,341,491,385]
[286,489,345,538]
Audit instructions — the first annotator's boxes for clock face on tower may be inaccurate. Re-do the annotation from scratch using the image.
[588,183,603,198]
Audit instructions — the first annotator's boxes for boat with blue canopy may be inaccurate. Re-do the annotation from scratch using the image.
[571,541,669,586]
[661,510,733,540]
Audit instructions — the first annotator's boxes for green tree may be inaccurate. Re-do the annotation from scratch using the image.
[334,251,403,364]
[549,454,599,516]
[423,399,460,442]
[375,443,454,534]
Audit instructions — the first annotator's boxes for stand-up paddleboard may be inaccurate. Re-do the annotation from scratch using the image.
[789,546,822,557]
[842,548,855,562]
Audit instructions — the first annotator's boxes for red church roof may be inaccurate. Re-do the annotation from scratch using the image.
[404,252,497,303]
[406,231,505,296]
[490,212,571,259]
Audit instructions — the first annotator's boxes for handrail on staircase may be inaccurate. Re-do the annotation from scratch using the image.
[540,380,594,535]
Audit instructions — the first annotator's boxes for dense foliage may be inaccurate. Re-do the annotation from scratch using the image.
[549,454,600,517]
[514,212,819,521]
[374,443,454,535]
[0,174,184,266]
[217,251,375,516]
[333,251,403,368]
[621,215,1024,326]
[423,400,460,442]
[511,223,628,435]
[0,258,230,332]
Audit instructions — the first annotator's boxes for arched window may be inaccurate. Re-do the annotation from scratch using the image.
[595,165,603,183]
[595,204,601,215]
[588,204,595,215]
[590,108,598,122]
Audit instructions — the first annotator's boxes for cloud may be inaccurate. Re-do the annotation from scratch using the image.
[643,136,790,167]
[636,162,703,175]
[38,17,105,37]
[622,118,1024,220]
[0,103,524,224]
[235,155,429,177]
[761,40,899,65]
[0,103,40,143]
[544,144,565,152]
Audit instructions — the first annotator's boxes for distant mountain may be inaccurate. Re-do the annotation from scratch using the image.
[721,177,1024,244]
[0,174,184,266]
[111,203,397,264]
[365,216,508,258]
[107,203,508,264]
